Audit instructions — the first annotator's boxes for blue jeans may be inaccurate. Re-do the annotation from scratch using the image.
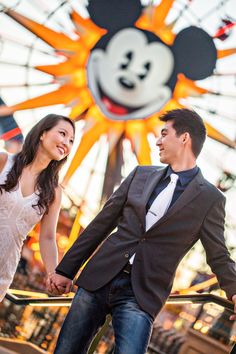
[54,270,154,354]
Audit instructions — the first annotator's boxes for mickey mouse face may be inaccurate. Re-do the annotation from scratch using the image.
[87,28,174,120]
[86,0,217,122]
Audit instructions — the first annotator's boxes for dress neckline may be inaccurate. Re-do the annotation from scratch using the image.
[18,182,38,200]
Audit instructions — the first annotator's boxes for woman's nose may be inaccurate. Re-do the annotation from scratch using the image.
[62,138,70,151]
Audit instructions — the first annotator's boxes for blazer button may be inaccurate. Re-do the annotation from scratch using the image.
[124,253,129,258]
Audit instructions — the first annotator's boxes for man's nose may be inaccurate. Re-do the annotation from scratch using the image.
[156,137,161,146]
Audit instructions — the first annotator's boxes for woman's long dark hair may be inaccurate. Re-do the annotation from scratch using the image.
[0,114,75,214]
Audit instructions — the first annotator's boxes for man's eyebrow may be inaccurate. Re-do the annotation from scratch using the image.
[161,128,168,133]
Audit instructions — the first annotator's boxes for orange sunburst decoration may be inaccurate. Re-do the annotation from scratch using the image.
[0,0,235,188]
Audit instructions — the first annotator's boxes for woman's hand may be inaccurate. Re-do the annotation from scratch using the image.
[47,272,72,296]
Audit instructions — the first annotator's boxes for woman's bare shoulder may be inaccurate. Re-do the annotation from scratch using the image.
[0,152,8,173]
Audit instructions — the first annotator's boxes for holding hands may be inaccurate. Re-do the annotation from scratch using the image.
[47,272,72,296]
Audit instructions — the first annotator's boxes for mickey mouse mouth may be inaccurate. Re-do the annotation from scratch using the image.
[98,84,142,116]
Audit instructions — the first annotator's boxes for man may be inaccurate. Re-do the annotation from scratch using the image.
[49,108,236,354]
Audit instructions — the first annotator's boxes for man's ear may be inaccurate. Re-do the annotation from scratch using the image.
[182,132,190,144]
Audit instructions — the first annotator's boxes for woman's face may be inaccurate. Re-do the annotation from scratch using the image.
[40,120,74,161]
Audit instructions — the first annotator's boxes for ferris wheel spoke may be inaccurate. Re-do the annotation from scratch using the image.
[191,103,236,123]
[0,32,58,57]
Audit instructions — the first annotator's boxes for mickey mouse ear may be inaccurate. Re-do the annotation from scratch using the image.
[173,26,217,80]
[87,0,142,31]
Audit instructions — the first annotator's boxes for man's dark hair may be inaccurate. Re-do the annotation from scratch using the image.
[159,108,206,157]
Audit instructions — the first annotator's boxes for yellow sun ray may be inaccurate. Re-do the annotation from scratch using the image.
[63,108,109,185]
[66,209,82,251]
[36,65,88,90]
[107,122,125,153]
[6,9,81,52]
[205,123,235,148]
[69,91,94,120]
[145,115,163,137]
[152,0,175,29]
[161,98,185,112]
[173,74,210,99]
[151,0,176,44]
[136,0,175,44]
[217,48,236,59]
[0,85,81,113]
[135,8,151,30]
[36,61,81,77]
[70,10,106,49]
[126,120,152,164]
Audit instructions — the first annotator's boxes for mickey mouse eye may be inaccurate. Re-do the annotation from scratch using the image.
[119,51,133,70]
[144,62,151,71]
[138,61,151,80]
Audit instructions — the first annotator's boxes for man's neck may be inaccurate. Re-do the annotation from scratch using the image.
[170,160,197,173]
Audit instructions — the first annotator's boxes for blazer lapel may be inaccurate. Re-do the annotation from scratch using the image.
[140,167,167,227]
[147,169,206,231]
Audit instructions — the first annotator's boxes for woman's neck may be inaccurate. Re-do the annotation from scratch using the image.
[26,151,51,175]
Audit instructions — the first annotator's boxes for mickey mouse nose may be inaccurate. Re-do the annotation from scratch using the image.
[119,77,135,90]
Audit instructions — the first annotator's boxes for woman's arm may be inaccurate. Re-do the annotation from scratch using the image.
[39,185,62,275]
[0,152,8,173]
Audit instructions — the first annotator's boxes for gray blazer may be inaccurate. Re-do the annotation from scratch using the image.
[56,166,236,318]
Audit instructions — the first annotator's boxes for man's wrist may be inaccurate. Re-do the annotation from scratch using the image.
[55,269,73,280]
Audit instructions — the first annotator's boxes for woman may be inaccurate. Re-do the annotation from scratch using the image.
[0,113,75,301]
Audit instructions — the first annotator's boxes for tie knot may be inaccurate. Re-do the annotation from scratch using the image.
[170,173,178,183]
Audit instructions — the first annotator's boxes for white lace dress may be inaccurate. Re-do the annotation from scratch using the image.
[0,154,43,301]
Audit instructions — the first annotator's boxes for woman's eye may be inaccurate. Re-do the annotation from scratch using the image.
[60,131,65,136]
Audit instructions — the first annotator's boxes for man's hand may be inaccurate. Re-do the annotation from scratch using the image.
[230,295,236,320]
[47,272,72,296]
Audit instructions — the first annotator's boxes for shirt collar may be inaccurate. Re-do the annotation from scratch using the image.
[164,165,199,186]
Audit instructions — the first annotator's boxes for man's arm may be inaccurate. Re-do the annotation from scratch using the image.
[200,195,236,301]
[55,166,138,281]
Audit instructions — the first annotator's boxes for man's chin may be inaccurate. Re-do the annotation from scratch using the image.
[159,156,167,164]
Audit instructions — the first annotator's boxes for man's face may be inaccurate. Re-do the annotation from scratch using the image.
[156,120,184,165]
